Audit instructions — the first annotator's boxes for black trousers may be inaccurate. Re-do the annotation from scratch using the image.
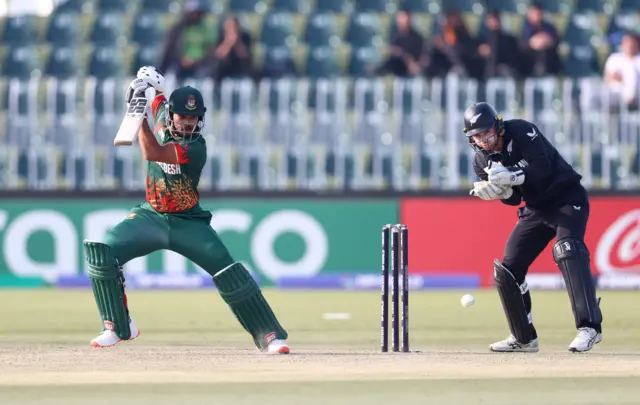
[502,187,590,285]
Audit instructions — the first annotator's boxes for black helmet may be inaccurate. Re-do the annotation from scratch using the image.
[462,102,503,137]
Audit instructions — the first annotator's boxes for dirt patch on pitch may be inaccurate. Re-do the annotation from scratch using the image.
[0,345,639,386]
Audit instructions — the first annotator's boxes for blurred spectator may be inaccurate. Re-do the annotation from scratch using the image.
[477,10,523,79]
[421,9,481,79]
[602,33,640,110]
[159,1,216,82]
[520,3,562,76]
[375,8,424,77]
[211,15,253,85]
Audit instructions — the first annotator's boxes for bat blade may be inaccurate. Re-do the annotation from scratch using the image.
[114,97,148,146]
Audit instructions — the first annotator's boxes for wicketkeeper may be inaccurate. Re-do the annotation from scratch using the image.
[85,66,290,354]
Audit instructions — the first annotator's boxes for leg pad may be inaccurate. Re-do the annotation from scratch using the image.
[494,259,535,344]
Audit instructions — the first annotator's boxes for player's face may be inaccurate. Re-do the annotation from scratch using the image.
[471,125,498,152]
[173,114,198,136]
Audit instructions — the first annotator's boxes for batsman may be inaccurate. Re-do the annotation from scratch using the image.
[85,66,290,354]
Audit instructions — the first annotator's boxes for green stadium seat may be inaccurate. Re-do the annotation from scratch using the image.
[305,13,341,48]
[401,0,441,13]
[262,46,297,78]
[97,0,129,12]
[46,12,80,46]
[619,0,640,12]
[564,14,601,47]
[315,0,351,13]
[484,0,527,13]
[346,13,383,48]
[228,0,265,13]
[88,46,125,78]
[45,46,79,79]
[132,12,166,47]
[575,0,611,13]
[2,46,39,78]
[563,45,600,78]
[140,0,176,12]
[273,0,309,12]
[355,0,391,13]
[442,0,482,13]
[305,47,341,78]
[533,0,573,13]
[130,46,161,75]
[260,13,296,48]
[1,16,38,46]
[90,13,126,45]
[348,46,382,77]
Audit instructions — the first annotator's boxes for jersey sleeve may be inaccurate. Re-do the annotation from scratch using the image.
[150,94,168,136]
[473,154,488,181]
[173,139,206,167]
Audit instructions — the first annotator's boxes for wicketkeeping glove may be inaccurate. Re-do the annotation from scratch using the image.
[470,181,513,201]
[485,165,525,187]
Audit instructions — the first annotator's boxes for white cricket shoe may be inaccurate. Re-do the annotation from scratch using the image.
[266,339,290,354]
[489,334,539,353]
[569,327,602,353]
[91,318,140,348]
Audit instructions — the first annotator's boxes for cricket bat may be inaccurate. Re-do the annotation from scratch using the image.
[113,96,149,146]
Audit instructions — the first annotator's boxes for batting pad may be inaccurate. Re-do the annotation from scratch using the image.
[84,241,132,340]
[214,263,288,350]
[493,259,535,344]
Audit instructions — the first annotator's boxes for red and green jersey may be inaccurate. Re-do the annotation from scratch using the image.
[143,94,207,216]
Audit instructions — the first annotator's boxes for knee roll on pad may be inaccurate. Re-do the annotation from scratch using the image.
[493,259,535,344]
[553,238,603,328]
[84,241,131,340]
[213,262,288,350]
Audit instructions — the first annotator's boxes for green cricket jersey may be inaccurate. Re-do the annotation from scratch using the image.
[143,94,208,218]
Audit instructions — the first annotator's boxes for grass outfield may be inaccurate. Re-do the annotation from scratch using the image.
[0,289,639,404]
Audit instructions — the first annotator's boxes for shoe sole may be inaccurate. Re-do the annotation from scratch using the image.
[490,347,539,353]
[91,330,141,348]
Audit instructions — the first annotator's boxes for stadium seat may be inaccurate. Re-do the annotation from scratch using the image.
[272,0,309,12]
[54,0,86,13]
[563,45,600,78]
[564,14,601,47]
[400,0,440,12]
[441,0,482,13]
[2,46,40,78]
[619,0,640,12]
[228,0,264,13]
[346,13,384,48]
[484,0,526,13]
[90,13,126,46]
[305,13,341,48]
[140,0,176,12]
[305,46,341,78]
[130,47,162,75]
[575,0,611,13]
[45,46,79,79]
[532,0,573,13]
[96,0,129,12]
[131,12,167,47]
[1,16,38,46]
[355,0,390,13]
[606,13,640,47]
[46,12,80,46]
[260,13,297,48]
[88,46,125,78]
[261,46,297,78]
[315,0,350,13]
[348,46,383,77]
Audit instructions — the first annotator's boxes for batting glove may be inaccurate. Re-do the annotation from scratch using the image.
[484,165,525,187]
[125,78,156,105]
[137,66,165,94]
[470,181,513,201]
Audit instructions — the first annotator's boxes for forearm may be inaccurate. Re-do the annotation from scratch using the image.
[138,120,162,162]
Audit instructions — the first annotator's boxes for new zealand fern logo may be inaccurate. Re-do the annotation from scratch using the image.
[186,95,197,110]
